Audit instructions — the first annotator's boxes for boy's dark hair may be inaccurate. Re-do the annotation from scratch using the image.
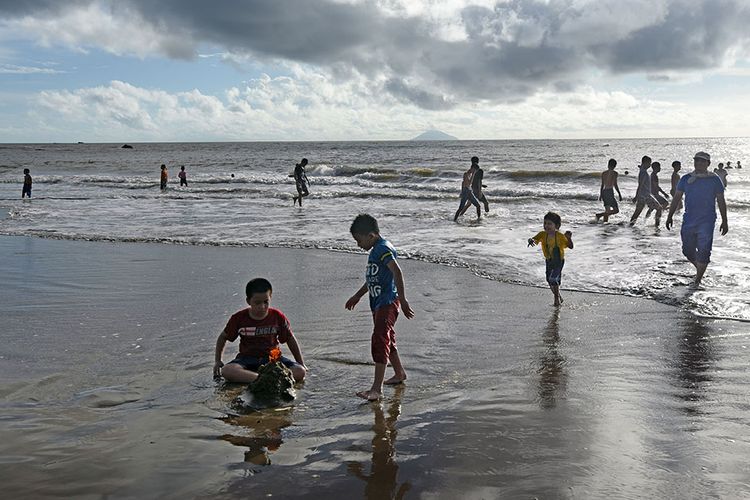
[23,168,30,174]
[652,161,661,169]
[350,213,379,235]
[672,160,681,167]
[246,278,272,298]
[641,155,651,164]
[471,156,479,163]
[608,158,617,168]
[544,211,562,229]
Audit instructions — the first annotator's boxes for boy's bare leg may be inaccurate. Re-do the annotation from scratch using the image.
[630,200,645,225]
[654,208,662,228]
[694,262,708,286]
[220,364,259,383]
[384,348,407,385]
[357,363,386,401]
[551,284,561,307]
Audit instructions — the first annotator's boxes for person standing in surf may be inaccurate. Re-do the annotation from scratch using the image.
[453,158,481,222]
[22,168,32,198]
[666,151,729,287]
[178,166,188,187]
[292,158,310,206]
[670,161,683,213]
[160,164,168,191]
[458,156,490,216]
[595,158,622,222]
[629,155,662,227]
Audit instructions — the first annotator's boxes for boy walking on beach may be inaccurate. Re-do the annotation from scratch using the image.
[346,214,415,401]
[178,166,188,187]
[454,159,482,222]
[528,212,574,306]
[292,158,310,206]
[630,156,662,227]
[666,152,729,287]
[595,159,622,222]
[22,168,32,198]
[214,278,307,383]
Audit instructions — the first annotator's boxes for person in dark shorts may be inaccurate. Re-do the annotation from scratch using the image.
[22,168,32,198]
[630,155,663,227]
[213,278,307,383]
[645,162,670,219]
[528,211,574,307]
[595,158,622,222]
[178,166,188,187]
[454,158,482,222]
[459,156,489,215]
[292,158,310,206]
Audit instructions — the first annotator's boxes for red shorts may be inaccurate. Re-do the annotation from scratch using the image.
[371,300,399,364]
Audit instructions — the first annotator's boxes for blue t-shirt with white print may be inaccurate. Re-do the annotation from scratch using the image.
[366,237,399,310]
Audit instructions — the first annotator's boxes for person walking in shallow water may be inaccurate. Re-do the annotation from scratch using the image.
[22,168,32,198]
[595,158,622,222]
[630,155,662,228]
[178,166,188,187]
[670,161,683,213]
[292,158,310,206]
[160,164,168,191]
[459,156,489,216]
[454,158,481,222]
[666,151,729,287]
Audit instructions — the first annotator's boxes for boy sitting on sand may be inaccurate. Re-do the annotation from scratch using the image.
[528,212,574,307]
[345,214,414,401]
[214,278,307,383]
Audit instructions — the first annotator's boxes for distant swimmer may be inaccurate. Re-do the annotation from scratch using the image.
[595,158,622,222]
[160,164,168,191]
[453,158,481,222]
[737,161,742,169]
[292,158,310,207]
[458,156,489,216]
[527,211,574,307]
[670,161,683,213]
[178,165,188,187]
[22,168,32,198]
[713,162,728,187]
[666,151,728,287]
[726,161,733,169]
[629,155,662,228]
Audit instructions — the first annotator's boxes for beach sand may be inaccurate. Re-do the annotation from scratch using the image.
[1,236,749,498]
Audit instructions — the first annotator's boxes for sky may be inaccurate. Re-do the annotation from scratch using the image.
[1,0,749,142]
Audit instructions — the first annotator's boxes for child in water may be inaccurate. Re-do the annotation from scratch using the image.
[22,168,32,198]
[528,212,574,306]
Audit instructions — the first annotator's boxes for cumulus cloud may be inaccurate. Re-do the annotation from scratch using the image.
[3,0,750,109]
[30,75,749,142]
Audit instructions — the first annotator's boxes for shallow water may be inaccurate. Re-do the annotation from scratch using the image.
[1,138,749,321]
[1,237,749,498]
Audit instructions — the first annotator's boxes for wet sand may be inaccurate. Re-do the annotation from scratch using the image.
[1,236,749,499]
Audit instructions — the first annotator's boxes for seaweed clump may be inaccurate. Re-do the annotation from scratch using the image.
[248,348,296,401]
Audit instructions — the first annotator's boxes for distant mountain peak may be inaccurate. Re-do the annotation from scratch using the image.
[411,129,458,141]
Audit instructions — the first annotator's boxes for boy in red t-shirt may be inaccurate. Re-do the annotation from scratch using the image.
[213,278,307,383]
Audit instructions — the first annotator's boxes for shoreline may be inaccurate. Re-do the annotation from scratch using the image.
[4,231,748,324]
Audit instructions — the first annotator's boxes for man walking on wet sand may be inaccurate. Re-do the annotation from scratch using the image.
[666,152,729,287]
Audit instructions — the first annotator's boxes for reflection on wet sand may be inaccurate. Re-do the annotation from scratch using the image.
[537,308,567,409]
[347,385,411,499]
[218,410,292,466]
[674,318,715,419]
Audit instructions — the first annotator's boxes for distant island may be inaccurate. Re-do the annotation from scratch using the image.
[411,129,458,141]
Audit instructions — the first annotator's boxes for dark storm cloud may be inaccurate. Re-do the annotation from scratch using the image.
[3,0,750,108]
[0,0,88,15]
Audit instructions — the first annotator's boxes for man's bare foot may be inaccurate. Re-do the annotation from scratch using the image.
[384,375,406,385]
[356,390,382,401]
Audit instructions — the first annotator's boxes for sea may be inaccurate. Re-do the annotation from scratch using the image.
[1,138,748,321]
